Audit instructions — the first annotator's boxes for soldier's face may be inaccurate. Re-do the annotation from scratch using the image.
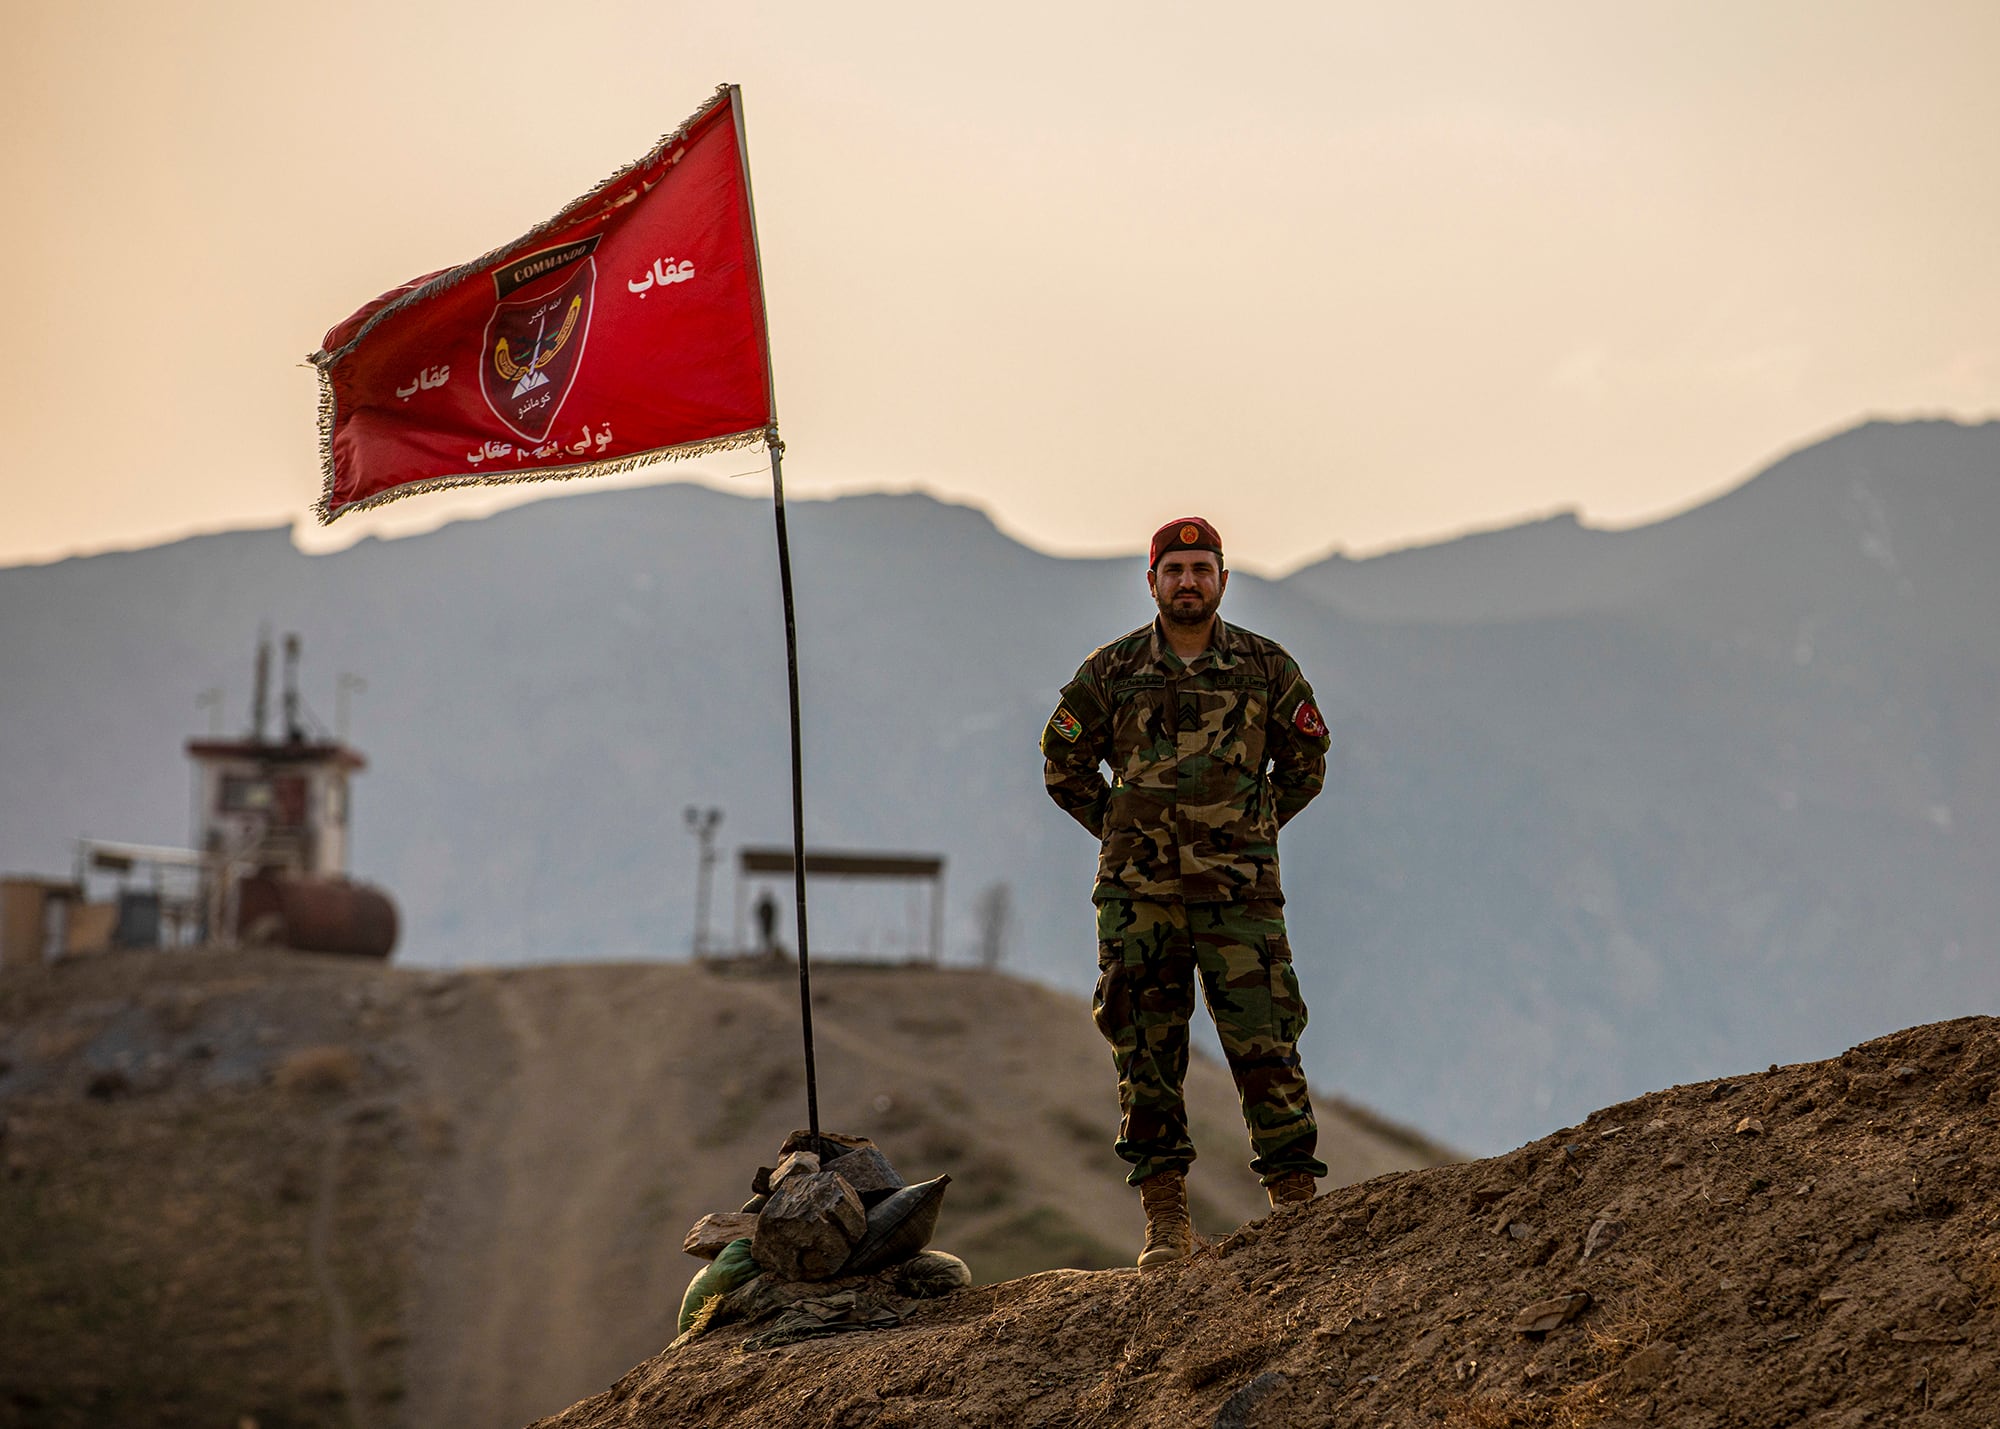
[1148,551,1227,626]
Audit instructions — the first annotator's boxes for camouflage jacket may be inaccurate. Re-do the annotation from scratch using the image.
[1041,618,1331,904]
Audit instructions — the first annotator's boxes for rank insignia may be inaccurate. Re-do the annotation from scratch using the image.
[1293,701,1328,738]
[1049,706,1084,742]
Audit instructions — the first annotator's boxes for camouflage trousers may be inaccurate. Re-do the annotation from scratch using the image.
[1092,898,1328,1186]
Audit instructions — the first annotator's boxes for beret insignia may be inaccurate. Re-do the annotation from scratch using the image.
[1150,516,1223,569]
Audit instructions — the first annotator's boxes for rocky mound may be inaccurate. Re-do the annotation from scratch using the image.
[538,1016,2000,1429]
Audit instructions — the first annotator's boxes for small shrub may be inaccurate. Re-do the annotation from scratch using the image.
[274,1045,362,1096]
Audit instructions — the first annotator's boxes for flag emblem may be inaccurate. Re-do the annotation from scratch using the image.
[480,250,597,442]
[311,85,774,523]
[1049,706,1083,743]
[1293,701,1327,738]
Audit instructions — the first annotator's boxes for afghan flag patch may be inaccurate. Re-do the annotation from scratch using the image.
[1293,701,1328,738]
[1048,706,1084,743]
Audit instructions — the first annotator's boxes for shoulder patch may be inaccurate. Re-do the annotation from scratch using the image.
[1293,701,1327,738]
[1048,706,1084,743]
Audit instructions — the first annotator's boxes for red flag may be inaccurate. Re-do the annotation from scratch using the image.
[311,85,773,523]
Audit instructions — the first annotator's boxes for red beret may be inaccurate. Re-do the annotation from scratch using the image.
[1149,517,1223,570]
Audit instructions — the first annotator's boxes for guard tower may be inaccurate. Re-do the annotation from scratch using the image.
[187,634,364,883]
[186,633,395,957]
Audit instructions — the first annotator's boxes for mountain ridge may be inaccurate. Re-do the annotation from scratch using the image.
[1287,417,2000,630]
[4,416,1996,1155]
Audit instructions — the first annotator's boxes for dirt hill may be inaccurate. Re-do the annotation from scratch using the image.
[535,1015,2000,1429]
[0,948,1447,1429]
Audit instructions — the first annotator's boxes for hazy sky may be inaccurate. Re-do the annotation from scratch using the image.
[3,2,1996,575]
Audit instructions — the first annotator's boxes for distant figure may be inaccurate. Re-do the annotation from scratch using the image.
[754,891,780,959]
[1040,516,1332,1267]
[974,882,1012,970]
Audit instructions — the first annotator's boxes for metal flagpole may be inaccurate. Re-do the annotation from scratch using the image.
[768,439,820,1139]
[731,84,820,1139]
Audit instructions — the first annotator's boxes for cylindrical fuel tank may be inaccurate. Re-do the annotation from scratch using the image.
[238,876,398,959]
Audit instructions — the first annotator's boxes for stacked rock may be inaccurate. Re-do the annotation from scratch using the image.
[676,1130,968,1344]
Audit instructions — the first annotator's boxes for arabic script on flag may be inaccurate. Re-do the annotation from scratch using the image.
[311,85,773,523]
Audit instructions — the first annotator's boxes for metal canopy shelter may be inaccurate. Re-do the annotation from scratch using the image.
[734,847,946,964]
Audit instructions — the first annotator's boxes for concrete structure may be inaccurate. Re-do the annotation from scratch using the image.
[0,877,78,970]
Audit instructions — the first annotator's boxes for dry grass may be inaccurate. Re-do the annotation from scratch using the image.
[31,1025,90,1060]
[1580,1254,1691,1373]
[1445,1258,1690,1429]
[273,1044,363,1095]
[1444,1383,1612,1429]
[409,1097,457,1154]
[669,1293,729,1350]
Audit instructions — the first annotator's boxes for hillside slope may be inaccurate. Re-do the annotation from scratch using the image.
[539,1015,2000,1429]
[0,949,1446,1429]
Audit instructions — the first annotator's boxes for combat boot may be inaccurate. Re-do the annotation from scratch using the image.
[1136,1169,1195,1266]
[1265,1170,1317,1210]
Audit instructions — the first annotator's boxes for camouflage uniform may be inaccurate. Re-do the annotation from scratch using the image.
[1042,618,1332,1185]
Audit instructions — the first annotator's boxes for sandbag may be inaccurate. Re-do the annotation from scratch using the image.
[840,1175,951,1275]
[893,1249,972,1298]
[678,1237,760,1334]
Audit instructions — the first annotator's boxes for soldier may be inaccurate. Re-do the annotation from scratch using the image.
[1041,516,1331,1266]
[754,890,781,959]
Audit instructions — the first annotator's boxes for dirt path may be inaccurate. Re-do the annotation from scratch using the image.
[724,974,940,1086]
[400,967,719,1429]
[308,1115,368,1429]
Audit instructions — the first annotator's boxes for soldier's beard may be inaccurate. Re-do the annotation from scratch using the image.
[1158,588,1220,627]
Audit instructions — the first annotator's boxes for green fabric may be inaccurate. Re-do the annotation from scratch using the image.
[1041,617,1329,905]
[1093,898,1327,1186]
[678,1237,759,1335]
[737,1293,902,1351]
